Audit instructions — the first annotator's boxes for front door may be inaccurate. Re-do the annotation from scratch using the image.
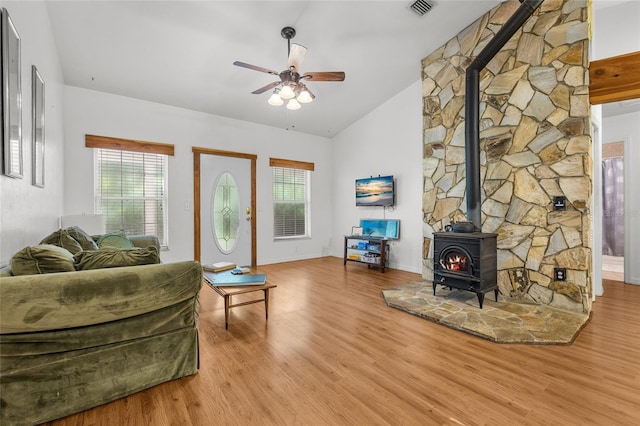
[193,148,257,267]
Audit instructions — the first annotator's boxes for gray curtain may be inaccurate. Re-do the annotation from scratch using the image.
[602,157,624,256]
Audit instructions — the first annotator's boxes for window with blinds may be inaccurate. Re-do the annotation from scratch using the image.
[272,166,310,238]
[95,148,168,246]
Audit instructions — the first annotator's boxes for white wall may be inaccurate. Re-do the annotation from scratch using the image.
[592,1,640,286]
[64,80,425,272]
[0,1,65,265]
[592,1,640,60]
[62,86,334,265]
[591,105,604,296]
[602,111,640,285]
[331,80,423,273]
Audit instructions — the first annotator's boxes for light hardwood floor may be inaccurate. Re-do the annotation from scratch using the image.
[602,255,624,282]
[48,257,640,425]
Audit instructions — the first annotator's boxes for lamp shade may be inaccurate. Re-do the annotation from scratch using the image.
[297,89,314,103]
[286,98,301,110]
[268,93,284,106]
[279,84,295,99]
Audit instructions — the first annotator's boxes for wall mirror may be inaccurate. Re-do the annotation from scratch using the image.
[2,8,23,179]
[32,65,44,187]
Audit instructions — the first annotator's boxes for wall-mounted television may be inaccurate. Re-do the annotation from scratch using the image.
[355,175,394,207]
[359,219,400,240]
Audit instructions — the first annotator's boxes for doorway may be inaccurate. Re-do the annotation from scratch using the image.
[192,147,257,267]
[601,141,625,282]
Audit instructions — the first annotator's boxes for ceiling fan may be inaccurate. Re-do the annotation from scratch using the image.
[233,27,346,110]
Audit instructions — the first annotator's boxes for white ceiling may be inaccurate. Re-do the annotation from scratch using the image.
[45,1,636,138]
[46,0,502,137]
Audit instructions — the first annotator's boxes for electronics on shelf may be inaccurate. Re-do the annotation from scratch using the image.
[359,219,400,240]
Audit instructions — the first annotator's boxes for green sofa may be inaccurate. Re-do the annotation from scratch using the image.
[0,235,202,426]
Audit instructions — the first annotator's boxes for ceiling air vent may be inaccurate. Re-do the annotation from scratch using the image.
[409,0,434,16]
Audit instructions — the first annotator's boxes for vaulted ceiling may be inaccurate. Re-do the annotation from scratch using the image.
[46,0,500,137]
[45,1,636,137]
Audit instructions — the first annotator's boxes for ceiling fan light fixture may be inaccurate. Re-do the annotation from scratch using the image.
[286,98,301,110]
[268,92,284,106]
[233,27,345,111]
[279,84,295,99]
[297,89,314,104]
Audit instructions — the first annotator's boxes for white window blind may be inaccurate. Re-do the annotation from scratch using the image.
[95,148,168,246]
[272,166,310,238]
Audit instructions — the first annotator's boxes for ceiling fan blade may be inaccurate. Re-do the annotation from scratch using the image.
[287,43,307,72]
[302,71,346,82]
[251,81,280,94]
[233,61,279,76]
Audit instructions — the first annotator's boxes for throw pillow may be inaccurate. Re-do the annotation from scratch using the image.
[11,245,76,275]
[74,246,161,271]
[65,226,99,251]
[97,231,134,249]
[39,229,84,254]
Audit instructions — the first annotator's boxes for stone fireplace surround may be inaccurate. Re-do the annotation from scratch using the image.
[422,0,592,314]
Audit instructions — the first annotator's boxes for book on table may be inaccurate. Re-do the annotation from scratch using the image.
[203,271,267,287]
[202,262,236,273]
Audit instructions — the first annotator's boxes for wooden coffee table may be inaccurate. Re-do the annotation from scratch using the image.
[204,272,276,329]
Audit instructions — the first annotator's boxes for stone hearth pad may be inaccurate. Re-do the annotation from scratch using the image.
[382,281,589,344]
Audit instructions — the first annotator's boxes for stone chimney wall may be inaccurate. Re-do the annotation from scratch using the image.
[422,0,592,313]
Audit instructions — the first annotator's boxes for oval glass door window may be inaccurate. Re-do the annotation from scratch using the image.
[212,172,240,254]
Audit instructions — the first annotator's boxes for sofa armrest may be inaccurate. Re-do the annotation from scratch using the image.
[0,261,202,334]
[129,235,161,250]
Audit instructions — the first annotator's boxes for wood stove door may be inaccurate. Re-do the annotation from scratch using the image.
[437,244,475,277]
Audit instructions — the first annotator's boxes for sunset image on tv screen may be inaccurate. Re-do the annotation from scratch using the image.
[355,176,394,206]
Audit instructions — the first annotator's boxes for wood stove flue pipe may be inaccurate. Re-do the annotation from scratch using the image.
[464,0,544,232]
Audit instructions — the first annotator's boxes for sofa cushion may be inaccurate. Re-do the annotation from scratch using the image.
[97,231,134,249]
[66,226,99,251]
[11,245,76,275]
[39,229,84,254]
[74,246,160,270]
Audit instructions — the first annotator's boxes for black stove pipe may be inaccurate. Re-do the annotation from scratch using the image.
[465,0,544,231]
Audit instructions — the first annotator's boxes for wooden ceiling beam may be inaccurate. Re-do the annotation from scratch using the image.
[589,51,640,105]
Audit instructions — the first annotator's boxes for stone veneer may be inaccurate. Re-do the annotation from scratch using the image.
[422,0,592,313]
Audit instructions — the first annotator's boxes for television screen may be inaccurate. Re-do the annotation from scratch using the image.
[355,175,394,207]
[359,219,400,239]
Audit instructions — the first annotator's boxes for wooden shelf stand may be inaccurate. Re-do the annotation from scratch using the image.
[343,235,389,273]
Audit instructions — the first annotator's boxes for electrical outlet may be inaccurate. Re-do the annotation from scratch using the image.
[553,196,566,211]
[555,267,566,281]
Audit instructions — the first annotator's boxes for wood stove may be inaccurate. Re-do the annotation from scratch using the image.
[433,232,498,308]
[430,1,543,308]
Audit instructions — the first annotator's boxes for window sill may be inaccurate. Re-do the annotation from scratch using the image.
[274,236,311,242]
